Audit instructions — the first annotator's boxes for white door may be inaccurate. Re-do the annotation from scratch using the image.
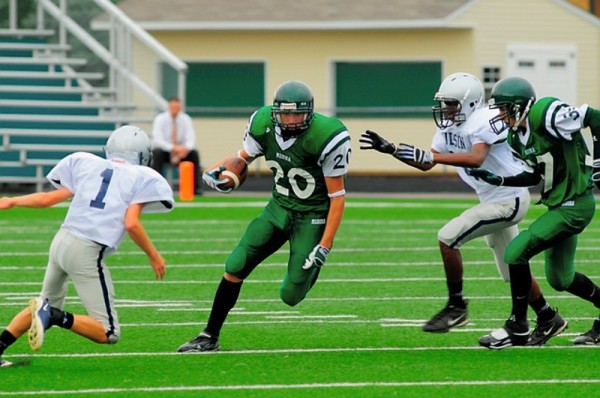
[506,44,577,104]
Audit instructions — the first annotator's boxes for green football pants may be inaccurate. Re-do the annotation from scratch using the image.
[225,198,327,306]
[504,189,595,290]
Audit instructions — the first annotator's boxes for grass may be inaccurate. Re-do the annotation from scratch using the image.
[1,195,599,397]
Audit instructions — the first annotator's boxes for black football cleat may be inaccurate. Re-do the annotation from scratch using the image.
[422,303,469,333]
[573,319,600,345]
[177,331,219,352]
[479,318,530,350]
[526,310,567,346]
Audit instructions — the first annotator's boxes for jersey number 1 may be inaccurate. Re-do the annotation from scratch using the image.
[90,168,114,209]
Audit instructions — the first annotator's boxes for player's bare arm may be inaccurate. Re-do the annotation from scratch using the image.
[431,142,490,168]
[0,187,73,209]
[237,148,256,164]
[320,175,346,250]
[125,203,165,280]
[302,175,346,270]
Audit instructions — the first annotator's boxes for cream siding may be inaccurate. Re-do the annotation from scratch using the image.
[125,0,600,175]
[457,0,600,104]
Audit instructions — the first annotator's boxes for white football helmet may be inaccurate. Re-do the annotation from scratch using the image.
[104,125,152,166]
[432,72,484,128]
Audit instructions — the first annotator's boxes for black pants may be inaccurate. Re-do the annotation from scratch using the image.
[151,149,202,194]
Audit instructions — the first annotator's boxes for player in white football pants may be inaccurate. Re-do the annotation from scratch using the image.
[360,73,564,346]
[0,126,174,368]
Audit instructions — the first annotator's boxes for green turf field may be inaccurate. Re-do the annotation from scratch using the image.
[1,195,599,397]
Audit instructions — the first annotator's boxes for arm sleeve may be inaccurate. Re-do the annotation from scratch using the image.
[132,169,175,213]
[502,170,541,187]
[584,106,600,187]
[320,132,351,177]
[430,129,446,153]
[242,111,264,157]
[46,153,78,191]
[544,101,588,141]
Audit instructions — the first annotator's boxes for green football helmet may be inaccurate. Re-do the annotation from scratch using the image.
[271,80,314,138]
[488,77,536,134]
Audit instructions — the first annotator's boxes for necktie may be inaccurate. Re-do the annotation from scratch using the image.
[170,117,180,163]
[171,117,178,146]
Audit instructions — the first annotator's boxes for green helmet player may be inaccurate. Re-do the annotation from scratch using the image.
[271,80,314,138]
[471,76,600,349]
[179,80,352,353]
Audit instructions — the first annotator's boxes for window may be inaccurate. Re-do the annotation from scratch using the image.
[334,61,442,118]
[161,62,265,117]
[482,66,501,101]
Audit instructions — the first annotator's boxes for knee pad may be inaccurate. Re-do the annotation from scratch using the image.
[504,230,541,265]
[107,332,120,344]
[225,245,248,275]
[546,274,571,292]
[437,223,458,247]
[279,284,304,307]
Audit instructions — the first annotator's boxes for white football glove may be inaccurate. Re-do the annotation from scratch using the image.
[394,143,434,164]
[202,166,233,193]
[302,245,330,270]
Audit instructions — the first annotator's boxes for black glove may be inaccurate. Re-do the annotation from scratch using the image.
[467,168,504,186]
[359,130,396,154]
[394,143,434,164]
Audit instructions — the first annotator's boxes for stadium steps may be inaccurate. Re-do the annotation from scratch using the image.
[0,35,140,190]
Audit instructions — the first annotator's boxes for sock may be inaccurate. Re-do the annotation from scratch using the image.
[50,308,75,329]
[529,294,554,322]
[509,263,531,323]
[0,330,17,355]
[566,272,600,308]
[205,277,243,337]
[447,280,466,307]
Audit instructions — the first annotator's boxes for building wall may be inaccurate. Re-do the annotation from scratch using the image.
[137,28,475,175]
[130,0,600,176]
[460,0,600,104]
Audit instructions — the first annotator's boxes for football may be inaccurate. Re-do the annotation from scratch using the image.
[213,155,248,190]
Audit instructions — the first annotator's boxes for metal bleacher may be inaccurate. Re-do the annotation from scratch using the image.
[0,0,188,192]
[0,36,116,190]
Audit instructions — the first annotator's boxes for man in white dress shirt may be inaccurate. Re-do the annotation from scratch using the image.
[0,126,174,368]
[151,97,202,194]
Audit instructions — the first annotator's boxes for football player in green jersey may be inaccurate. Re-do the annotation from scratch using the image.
[177,80,351,352]
[471,77,600,349]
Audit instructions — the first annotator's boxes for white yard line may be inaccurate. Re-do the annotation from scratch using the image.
[2,379,600,396]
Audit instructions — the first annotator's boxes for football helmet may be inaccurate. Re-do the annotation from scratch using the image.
[104,125,152,166]
[271,80,314,139]
[432,73,484,128]
[488,77,536,134]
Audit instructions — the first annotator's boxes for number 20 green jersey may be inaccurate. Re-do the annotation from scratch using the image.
[243,105,352,212]
[507,97,593,207]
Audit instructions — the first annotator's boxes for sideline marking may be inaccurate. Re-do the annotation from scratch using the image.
[6,344,600,361]
[2,378,600,395]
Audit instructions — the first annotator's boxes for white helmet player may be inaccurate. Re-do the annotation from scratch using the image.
[104,125,152,166]
[432,72,484,128]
